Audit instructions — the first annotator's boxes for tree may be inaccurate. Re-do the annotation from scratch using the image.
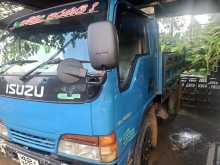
[0,1,24,20]
[0,29,66,65]
[159,14,220,76]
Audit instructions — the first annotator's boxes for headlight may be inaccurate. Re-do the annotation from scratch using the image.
[58,133,117,163]
[0,122,8,138]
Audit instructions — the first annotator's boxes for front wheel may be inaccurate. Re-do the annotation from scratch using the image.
[133,105,158,165]
[141,127,153,164]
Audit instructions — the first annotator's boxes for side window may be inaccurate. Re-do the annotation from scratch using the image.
[116,4,149,87]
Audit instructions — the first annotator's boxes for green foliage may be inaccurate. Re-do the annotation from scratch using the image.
[0,29,65,64]
[159,15,220,76]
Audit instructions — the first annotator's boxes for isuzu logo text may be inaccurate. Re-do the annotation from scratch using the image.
[6,84,44,98]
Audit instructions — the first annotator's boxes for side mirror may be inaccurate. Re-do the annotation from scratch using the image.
[88,21,119,70]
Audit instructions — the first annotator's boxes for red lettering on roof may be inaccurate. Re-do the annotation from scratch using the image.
[47,4,89,20]
[15,2,100,28]
[89,2,99,13]
[20,15,45,26]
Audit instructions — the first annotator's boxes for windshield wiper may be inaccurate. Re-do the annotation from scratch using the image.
[0,60,38,74]
[25,58,90,78]
[19,39,74,81]
[47,58,90,65]
[0,60,38,68]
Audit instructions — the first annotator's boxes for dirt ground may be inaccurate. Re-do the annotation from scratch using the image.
[0,157,17,165]
[149,108,220,165]
[1,107,220,165]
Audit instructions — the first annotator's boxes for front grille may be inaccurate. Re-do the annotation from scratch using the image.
[10,129,56,151]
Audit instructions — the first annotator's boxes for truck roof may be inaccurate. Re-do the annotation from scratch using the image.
[8,0,220,16]
[9,0,155,9]
[8,0,80,9]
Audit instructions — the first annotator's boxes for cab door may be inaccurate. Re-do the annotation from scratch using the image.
[114,3,157,163]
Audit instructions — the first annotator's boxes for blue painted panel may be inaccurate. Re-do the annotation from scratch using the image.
[0,1,161,165]
[114,55,156,159]
[0,97,93,153]
[0,98,92,134]
[91,71,117,135]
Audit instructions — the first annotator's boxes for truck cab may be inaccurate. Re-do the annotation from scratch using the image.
[0,0,163,165]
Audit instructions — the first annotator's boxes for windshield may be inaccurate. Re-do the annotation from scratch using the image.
[0,0,107,76]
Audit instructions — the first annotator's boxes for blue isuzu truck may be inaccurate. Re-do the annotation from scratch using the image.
[0,0,184,165]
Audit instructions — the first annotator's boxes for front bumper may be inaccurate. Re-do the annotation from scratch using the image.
[0,138,95,165]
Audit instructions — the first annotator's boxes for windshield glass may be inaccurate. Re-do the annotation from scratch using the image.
[0,0,107,76]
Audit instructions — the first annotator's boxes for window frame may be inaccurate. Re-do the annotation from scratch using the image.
[113,1,150,92]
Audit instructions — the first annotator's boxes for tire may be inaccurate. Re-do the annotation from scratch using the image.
[133,105,158,165]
